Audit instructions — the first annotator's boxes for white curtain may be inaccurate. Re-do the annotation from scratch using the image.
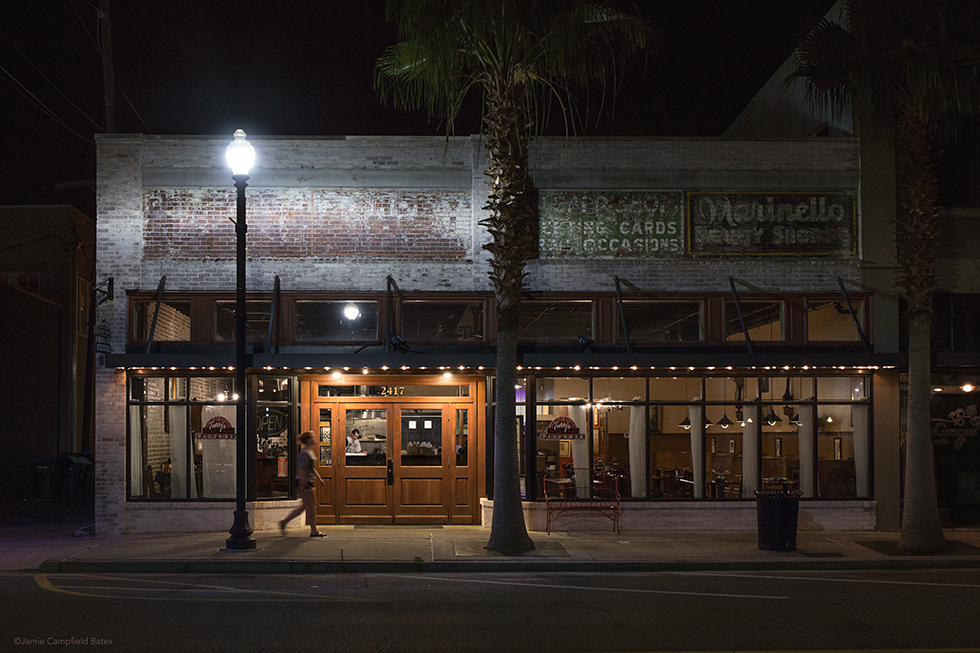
[853,404,869,497]
[169,406,188,499]
[798,408,815,497]
[628,404,646,498]
[741,405,759,497]
[688,401,703,499]
[568,405,590,498]
[741,378,760,498]
[200,405,237,499]
[129,406,143,496]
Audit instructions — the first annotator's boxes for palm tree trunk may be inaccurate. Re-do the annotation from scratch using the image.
[900,314,946,552]
[486,318,534,554]
[483,79,535,555]
[895,107,946,553]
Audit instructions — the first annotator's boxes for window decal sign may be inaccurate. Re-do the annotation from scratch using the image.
[197,415,236,439]
[541,415,585,440]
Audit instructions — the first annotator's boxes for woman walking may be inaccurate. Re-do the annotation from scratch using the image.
[279,431,326,537]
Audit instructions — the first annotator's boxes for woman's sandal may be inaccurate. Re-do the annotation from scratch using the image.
[310,532,326,538]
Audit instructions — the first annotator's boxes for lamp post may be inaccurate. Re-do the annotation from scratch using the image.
[225,129,257,550]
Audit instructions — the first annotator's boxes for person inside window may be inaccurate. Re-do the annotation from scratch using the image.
[346,428,362,454]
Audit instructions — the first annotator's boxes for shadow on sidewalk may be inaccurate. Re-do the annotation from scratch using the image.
[0,499,95,539]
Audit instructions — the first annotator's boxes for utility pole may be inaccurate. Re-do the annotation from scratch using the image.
[100,0,117,132]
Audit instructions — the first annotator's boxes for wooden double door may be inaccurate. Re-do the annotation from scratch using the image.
[309,391,479,525]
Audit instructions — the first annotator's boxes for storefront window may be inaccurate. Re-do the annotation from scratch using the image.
[518,301,592,342]
[726,300,782,342]
[214,300,271,343]
[295,300,378,342]
[256,377,291,498]
[402,300,485,342]
[816,404,869,498]
[621,301,702,342]
[345,409,387,466]
[455,408,469,467]
[132,300,191,342]
[129,374,300,502]
[401,408,442,466]
[807,299,864,341]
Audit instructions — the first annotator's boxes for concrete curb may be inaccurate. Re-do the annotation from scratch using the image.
[37,556,980,575]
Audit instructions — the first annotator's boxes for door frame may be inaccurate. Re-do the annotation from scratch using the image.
[301,374,485,525]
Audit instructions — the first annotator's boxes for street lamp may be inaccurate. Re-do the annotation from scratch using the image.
[225,129,257,550]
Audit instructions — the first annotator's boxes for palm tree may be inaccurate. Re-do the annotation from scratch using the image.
[791,0,980,553]
[375,0,649,554]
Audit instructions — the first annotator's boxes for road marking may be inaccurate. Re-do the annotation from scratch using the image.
[394,574,788,600]
[627,650,980,653]
[33,573,379,602]
[684,571,980,589]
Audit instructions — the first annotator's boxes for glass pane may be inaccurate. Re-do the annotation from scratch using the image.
[133,301,191,342]
[535,404,590,497]
[345,409,386,466]
[649,405,694,498]
[214,300,271,343]
[650,377,699,402]
[455,408,469,467]
[131,377,165,402]
[622,301,702,342]
[762,427,799,493]
[319,408,332,467]
[593,377,646,403]
[402,300,485,342]
[726,300,782,342]
[188,377,236,403]
[401,409,442,466]
[518,301,592,342]
[816,404,869,498]
[538,377,589,401]
[256,403,290,498]
[257,377,290,402]
[807,299,863,341]
[194,404,238,499]
[168,377,187,401]
[295,300,378,342]
[818,377,868,401]
[706,426,742,499]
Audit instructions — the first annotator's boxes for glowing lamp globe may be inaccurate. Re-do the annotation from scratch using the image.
[225,129,255,176]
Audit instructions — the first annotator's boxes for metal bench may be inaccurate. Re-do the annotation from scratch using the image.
[544,468,621,534]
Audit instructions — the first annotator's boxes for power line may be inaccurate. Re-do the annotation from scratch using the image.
[0,64,94,144]
[0,25,105,132]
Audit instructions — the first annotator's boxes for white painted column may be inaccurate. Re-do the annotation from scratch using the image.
[798,409,815,497]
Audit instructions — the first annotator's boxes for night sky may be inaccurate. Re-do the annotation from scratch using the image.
[1,1,835,218]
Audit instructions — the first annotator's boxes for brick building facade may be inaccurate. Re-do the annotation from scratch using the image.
[94,134,897,535]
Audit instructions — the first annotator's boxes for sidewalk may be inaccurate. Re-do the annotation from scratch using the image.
[4,501,980,574]
[11,526,980,575]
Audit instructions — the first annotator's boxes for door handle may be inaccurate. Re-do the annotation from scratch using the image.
[387,459,394,486]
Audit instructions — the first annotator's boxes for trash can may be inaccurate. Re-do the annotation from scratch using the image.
[755,488,803,551]
[61,454,92,500]
[30,459,59,501]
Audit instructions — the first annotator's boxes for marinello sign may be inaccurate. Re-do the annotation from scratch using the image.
[539,191,683,258]
[687,192,857,256]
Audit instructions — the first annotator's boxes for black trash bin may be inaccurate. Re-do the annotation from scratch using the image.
[755,487,803,551]
[30,459,59,501]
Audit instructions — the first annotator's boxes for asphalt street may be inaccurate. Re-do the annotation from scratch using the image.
[4,569,979,652]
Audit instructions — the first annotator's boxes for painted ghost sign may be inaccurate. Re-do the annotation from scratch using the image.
[538,191,683,258]
[687,192,857,256]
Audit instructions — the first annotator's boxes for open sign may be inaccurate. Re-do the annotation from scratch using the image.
[257,407,289,438]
